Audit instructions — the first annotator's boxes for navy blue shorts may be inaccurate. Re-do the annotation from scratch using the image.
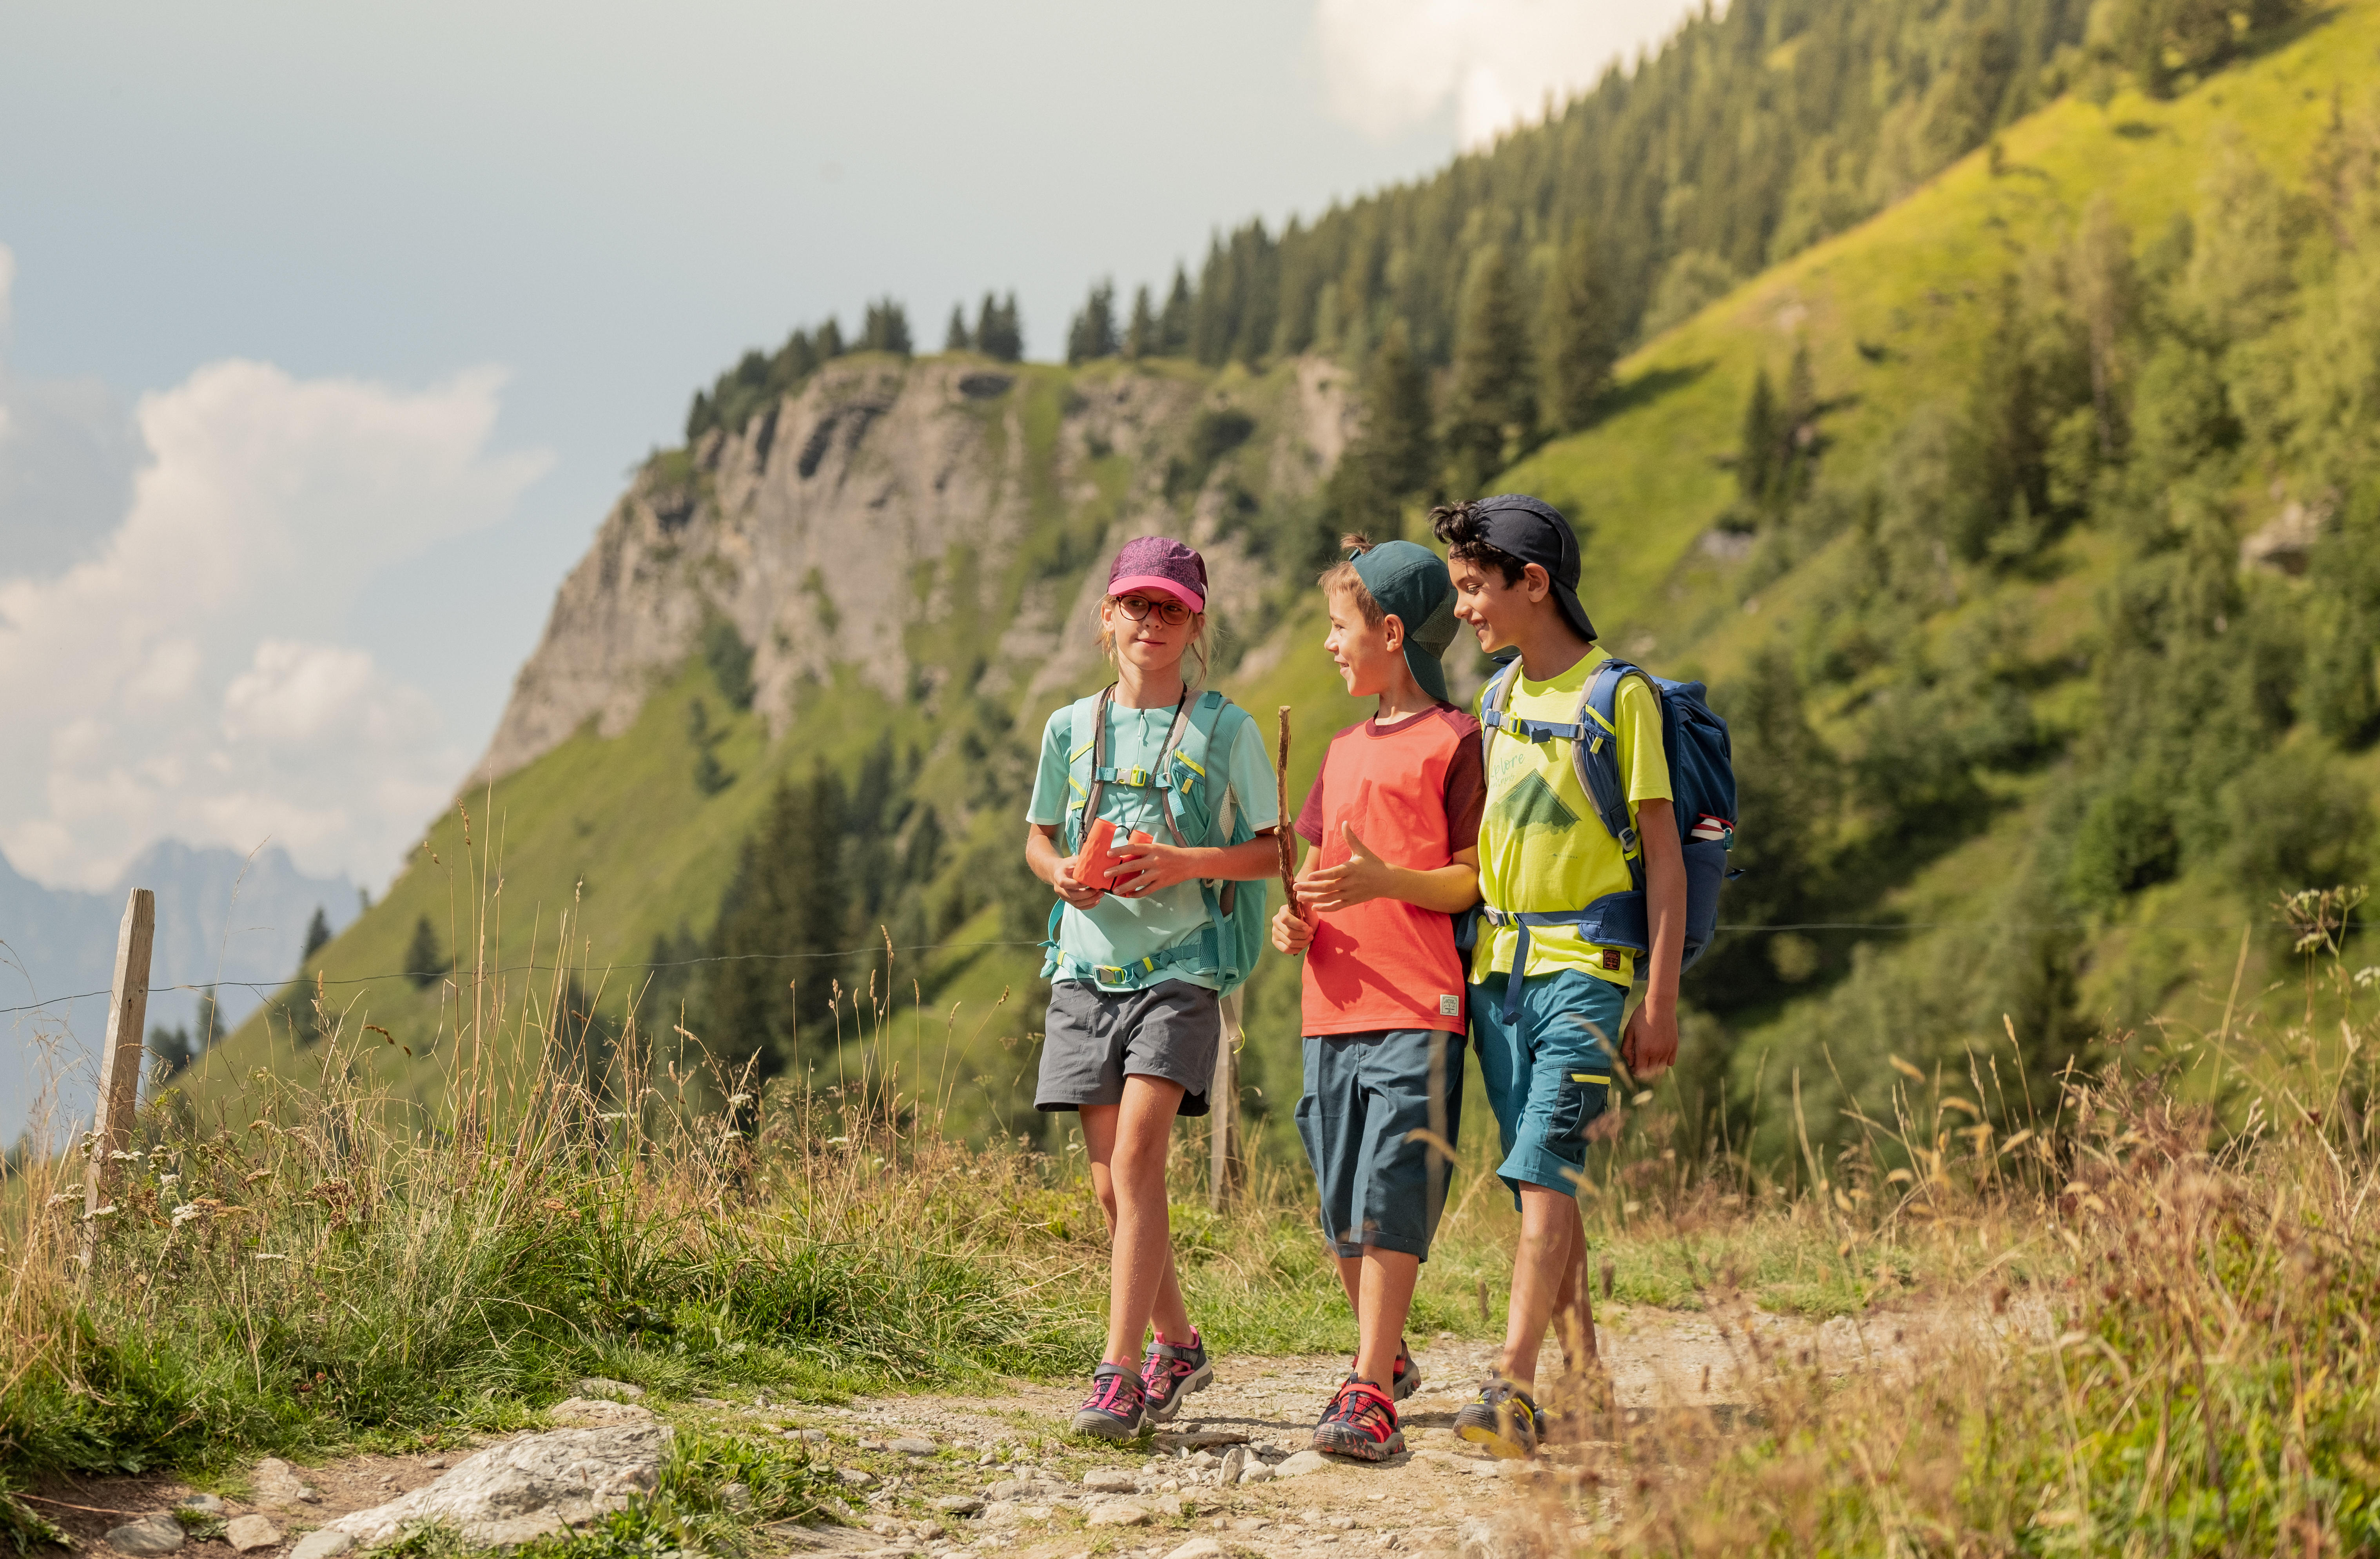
[1470,969,1620,1203]
[1294,1028,1466,1260]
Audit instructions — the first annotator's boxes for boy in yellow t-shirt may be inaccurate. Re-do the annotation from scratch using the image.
[1431,494,1687,1460]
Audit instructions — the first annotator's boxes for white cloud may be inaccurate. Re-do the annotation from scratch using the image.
[1312,0,1708,149]
[0,245,142,580]
[0,256,550,889]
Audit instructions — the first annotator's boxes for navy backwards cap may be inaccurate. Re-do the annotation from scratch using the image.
[1469,493,1596,645]
[1348,539,1458,704]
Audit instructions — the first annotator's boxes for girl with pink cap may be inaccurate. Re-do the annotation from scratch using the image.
[1023,536,1282,1439]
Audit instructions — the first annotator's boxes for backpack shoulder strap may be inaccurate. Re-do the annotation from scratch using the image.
[1066,685,1115,851]
[1578,657,1650,885]
[1175,690,1252,843]
[1477,656,1524,772]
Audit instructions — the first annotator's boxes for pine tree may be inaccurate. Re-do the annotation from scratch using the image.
[976,292,1023,362]
[1067,280,1119,365]
[944,305,971,354]
[1736,369,1782,508]
[695,767,854,1077]
[192,985,219,1051]
[1158,266,1194,356]
[405,915,446,990]
[2072,194,2136,459]
[147,1022,194,1080]
[1125,285,1157,359]
[816,316,845,359]
[1440,248,1535,493]
[1542,227,1618,433]
[774,328,820,385]
[1326,319,1435,542]
[861,298,912,356]
[1948,276,2051,562]
[300,905,332,966]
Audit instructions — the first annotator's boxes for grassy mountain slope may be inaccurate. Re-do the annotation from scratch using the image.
[1498,0,2380,1159]
[186,356,1385,1135]
[194,4,2380,1175]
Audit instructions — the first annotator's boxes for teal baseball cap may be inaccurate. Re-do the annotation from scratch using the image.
[1349,539,1459,704]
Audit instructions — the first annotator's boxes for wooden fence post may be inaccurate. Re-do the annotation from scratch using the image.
[1210,994,1240,1211]
[83,888,155,1221]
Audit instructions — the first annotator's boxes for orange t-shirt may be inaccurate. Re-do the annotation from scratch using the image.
[1293,705,1485,1036]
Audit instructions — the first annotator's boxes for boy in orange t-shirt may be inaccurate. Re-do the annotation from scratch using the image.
[1272,535,1483,1461]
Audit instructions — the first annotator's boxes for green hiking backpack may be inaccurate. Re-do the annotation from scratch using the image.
[1039,684,1270,995]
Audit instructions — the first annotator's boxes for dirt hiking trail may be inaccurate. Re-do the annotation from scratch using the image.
[38,1298,2034,1559]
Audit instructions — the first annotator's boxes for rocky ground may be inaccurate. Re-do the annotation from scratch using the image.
[33,1299,2009,1559]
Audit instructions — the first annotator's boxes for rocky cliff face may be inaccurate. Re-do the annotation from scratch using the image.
[477,354,1352,784]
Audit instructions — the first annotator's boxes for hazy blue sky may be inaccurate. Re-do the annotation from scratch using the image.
[0,1,1700,891]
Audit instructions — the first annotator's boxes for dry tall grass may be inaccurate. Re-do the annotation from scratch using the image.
[4,880,2375,1557]
[1503,915,2380,1556]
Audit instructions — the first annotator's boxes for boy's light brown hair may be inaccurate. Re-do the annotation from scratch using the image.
[1316,533,1386,626]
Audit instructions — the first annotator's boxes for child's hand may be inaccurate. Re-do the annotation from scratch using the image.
[1049,858,1103,909]
[1271,900,1313,956]
[1299,823,1398,912]
[1107,836,1195,897]
[1621,998,1678,1077]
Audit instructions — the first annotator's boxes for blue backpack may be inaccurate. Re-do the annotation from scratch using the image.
[1469,654,1737,1018]
[1039,684,1270,995]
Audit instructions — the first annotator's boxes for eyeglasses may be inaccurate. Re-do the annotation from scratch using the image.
[1110,593,1193,626]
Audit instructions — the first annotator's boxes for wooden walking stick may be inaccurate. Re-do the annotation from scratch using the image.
[1275,706,1297,914]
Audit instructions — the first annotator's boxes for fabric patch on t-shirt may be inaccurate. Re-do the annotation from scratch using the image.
[1600,948,1622,971]
[1439,993,1461,1016]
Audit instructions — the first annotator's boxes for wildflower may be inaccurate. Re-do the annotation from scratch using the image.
[2356,966,2378,989]
[171,1203,201,1228]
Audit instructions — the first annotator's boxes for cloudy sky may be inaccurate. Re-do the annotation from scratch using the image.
[0,0,1700,894]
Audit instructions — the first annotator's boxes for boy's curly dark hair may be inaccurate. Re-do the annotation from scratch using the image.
[1429,501,1527,585]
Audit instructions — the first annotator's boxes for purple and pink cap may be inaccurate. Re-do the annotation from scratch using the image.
[1107,536,1207,613]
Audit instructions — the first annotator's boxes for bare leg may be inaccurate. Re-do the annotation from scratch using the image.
[1353,1248,1420,1388]
[1551,1199,1595,1373]
[1082,1076,1193,1366]
[1498,1184,1594,1390]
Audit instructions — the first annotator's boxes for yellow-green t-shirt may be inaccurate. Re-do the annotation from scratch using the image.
[1471,646,1672,988]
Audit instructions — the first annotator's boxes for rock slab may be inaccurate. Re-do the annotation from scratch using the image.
[1082,1468,1138,1493]
[251,1460,319,1508]
[105,1517,185,1555]
[888,1437,937,1457]
[328,1425,668,1549]
[1085,1503,1150,1528]
[548,1397,657,1427]
[178,1496,226,1517]
[1164,1541,1226,1559]
[224,1516,283,1552]
[1274,1449,1330,1479]
[288,1533,350,1559]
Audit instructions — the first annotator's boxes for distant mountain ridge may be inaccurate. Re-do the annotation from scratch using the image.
[0,841,354,1134]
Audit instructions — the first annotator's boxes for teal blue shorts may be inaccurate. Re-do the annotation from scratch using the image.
[1469,969,1621,1203]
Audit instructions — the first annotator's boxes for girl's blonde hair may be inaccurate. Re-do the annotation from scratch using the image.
[1096,597,1213,687]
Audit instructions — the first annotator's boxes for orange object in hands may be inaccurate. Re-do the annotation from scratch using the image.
[1075,819,1154,894]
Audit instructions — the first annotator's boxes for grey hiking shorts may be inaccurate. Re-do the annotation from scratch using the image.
[1037,978,1219,1118]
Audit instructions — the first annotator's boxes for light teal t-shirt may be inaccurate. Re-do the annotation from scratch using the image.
[1026,694,1279,989]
